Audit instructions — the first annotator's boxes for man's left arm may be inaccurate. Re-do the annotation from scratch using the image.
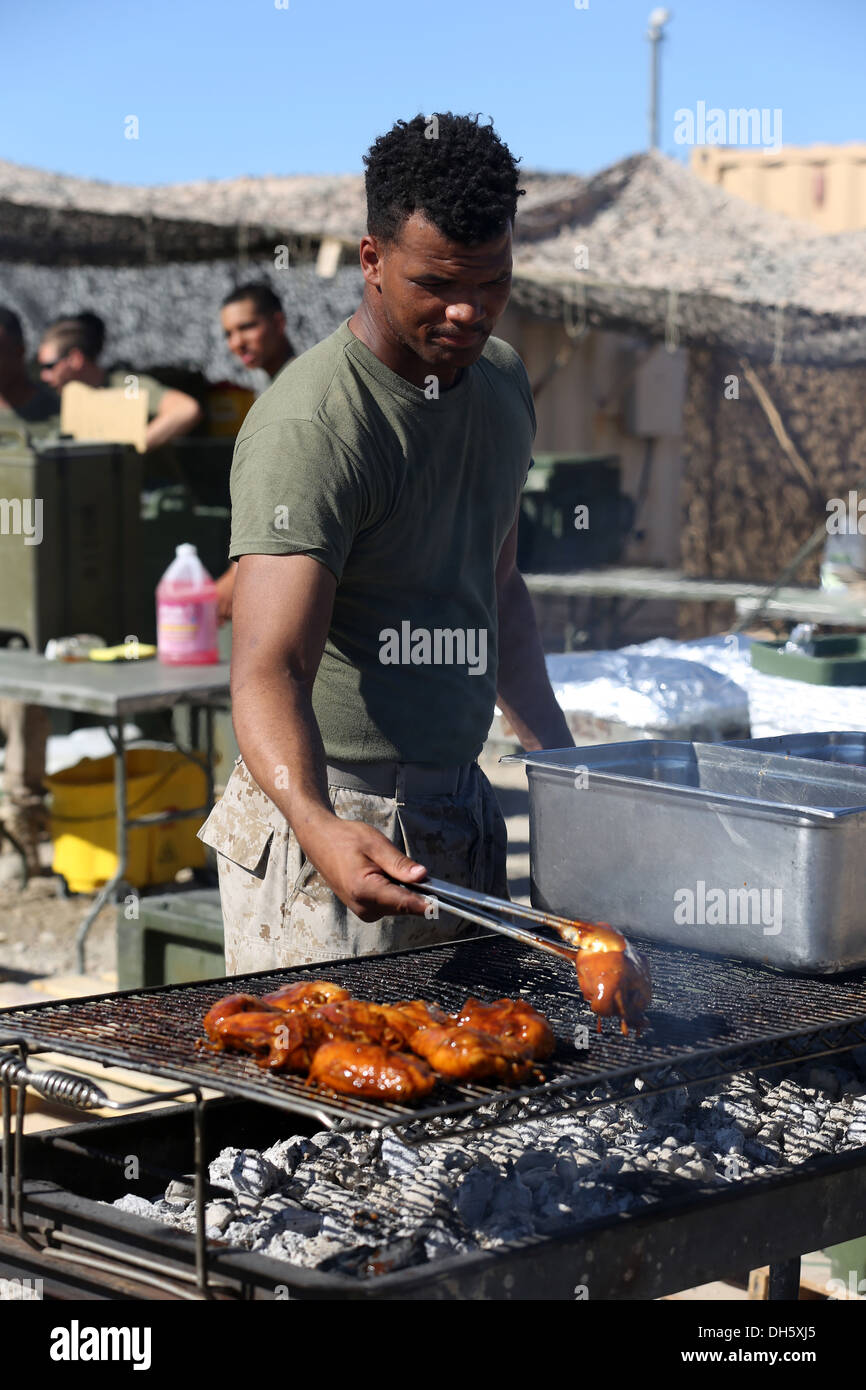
[145,388,202,451]
[495,504,574,751]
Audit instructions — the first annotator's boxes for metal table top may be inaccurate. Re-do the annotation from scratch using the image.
[525,567,866,625]
[0,650,230,716]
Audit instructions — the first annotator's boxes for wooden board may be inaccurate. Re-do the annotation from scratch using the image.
[60,380,148,453]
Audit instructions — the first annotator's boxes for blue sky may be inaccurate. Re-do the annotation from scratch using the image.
[2,0,863,183]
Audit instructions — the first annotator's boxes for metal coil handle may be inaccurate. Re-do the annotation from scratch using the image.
[0,1053,109,1110]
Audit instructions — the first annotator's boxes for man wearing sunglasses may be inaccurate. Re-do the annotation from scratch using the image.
[37,312,201,452]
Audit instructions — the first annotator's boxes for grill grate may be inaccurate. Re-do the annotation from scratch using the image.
[3,935,866,1139]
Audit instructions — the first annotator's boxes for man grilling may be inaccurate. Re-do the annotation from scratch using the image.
[198,112,573,973]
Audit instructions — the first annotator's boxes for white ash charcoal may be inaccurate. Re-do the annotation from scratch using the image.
[828,1105,855,1125]
[380,1130,425,1176]
[265,1231,346,1268]
[204,1201,235,1234]
[674,1158,715,1181]
[262,1136,319,1173]
[572,1145,603,1168]
[149,1198,192,1226]
[319,1209,382,1244]
[222,1220,257,1248]
[163,1177,196,1207]
[754,1118,784,1143]
[208,1147,283,1198]
[711,1126,746,1155]
[258,1200,322,1237]
[112,1193,161,1219]
[586,1110,617,1133]
[744,1138,781,1165]
[712,1099,760,1135]
[626,1154,656,1172]
[422,1222,474,1260]
[797,1132,836,1155]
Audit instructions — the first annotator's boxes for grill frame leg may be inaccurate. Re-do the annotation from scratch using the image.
[768,1257,801,1300]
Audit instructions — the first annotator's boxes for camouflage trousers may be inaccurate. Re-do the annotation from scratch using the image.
[196,755,508,974]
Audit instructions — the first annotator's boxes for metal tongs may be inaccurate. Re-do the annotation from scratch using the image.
[420,878,586,963]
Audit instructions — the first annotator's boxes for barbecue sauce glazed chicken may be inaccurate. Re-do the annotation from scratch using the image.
[200,930,652,1098]
[552,922,652,1035]
[201,988,552,1098]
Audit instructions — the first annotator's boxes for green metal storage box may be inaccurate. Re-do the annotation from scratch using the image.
[0,437,141,649]
[117,888,225,990]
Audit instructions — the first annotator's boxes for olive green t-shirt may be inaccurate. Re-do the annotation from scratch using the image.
[230,318,536,764]
[106,369,167,420]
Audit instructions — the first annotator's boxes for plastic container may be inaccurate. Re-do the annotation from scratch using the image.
[45,744,207,892]
[750,633,866,685]
[156,543,218,666]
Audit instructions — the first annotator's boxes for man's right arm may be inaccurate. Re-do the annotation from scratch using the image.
[230,552,431,921]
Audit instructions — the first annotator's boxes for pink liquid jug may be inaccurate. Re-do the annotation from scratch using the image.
[156,543,219,665]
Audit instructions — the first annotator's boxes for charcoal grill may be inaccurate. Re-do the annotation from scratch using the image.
[5,934,866,1297]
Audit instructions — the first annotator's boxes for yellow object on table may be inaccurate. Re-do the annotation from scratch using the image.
[89,642,157,662]
[45,746,207,893]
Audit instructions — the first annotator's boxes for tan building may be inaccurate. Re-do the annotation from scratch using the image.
[691,144,866,233]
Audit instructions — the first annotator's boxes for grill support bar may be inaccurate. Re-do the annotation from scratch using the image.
[0,1040,215,1296]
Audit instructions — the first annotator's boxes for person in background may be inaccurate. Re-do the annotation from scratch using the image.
[220,282,295,382]
[0,306,59,433]
[0,307,57,874]
[37,313,202,452]
[214,283,297,622]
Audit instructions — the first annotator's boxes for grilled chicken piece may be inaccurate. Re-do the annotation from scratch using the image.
[553,921,652,1035]
[307,1042,436,1101]
[202,993,277,1041]
[308,1000,408,1050]
[410,1025,534,1084]
[454,998,555,1060]
[261,980,351,1011]
[206,1009,317,1070]
[375,1000,450,1046]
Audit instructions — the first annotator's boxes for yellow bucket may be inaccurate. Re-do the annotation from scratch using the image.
[46,746,207,893]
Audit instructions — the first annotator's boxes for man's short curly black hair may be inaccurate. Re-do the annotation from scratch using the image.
[363,112,524,245]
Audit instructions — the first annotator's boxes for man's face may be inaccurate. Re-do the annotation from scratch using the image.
[362,211,513,370]
[221,299,286,370]
[37,340,84,390]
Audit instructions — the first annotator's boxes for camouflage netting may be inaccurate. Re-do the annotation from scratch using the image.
[677,346,866,637]
[1,258,364,385]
